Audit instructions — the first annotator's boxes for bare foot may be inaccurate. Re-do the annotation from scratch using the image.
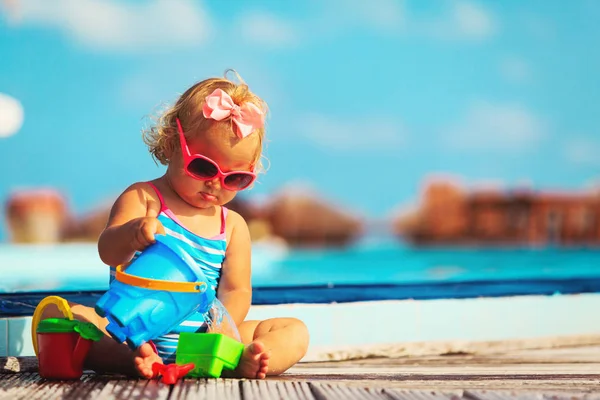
[133,342,162,379]
[229,341,270,379]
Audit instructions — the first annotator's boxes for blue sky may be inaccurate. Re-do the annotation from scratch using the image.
[1,0,599,240]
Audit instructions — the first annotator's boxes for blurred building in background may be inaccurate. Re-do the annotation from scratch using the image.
[3,187,363,248]
[5,189,67,243]
[395,179,600,247]
[7,178,600,248]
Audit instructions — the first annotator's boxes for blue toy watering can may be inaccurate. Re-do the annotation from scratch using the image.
[95,235,215,349]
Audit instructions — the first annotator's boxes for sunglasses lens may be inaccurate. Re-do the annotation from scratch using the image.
[224,173,254,190]
[187,158,218,179]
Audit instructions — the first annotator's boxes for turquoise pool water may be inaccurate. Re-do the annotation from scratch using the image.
[1,241,600,316]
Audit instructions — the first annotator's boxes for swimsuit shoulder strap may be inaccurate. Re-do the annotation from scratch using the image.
[220,207,228,235]
[145,182,168,213]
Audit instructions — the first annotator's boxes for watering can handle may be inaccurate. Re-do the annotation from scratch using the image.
[31,296,74,357]
[115,265,208,293]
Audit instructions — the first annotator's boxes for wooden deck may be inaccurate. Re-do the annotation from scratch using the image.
[3,344,600,399]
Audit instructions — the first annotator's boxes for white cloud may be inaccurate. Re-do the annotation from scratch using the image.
[500,56,532,84]
[442,101,545,152]
[350,0,496,40]
[0,93,24,138]
[564,138,600,167]
[300,114,407,151]
[239,12,299,48]
[330,0,405,33]
[417,0,496,40]
[452,1,495,38]
[238,0,404,47]
[239,0,494,47]
[3,0,211,51]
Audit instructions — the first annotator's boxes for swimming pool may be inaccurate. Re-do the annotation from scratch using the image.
[2,241,600,316]
[3,241,600,358]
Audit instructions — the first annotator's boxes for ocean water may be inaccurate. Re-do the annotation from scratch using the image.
[254,240,600,286]
[250,240,600,302]
[2,240,600,316]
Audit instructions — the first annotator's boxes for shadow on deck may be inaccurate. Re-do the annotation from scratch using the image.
[3,343,600,399]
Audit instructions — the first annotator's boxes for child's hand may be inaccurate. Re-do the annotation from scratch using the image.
[127,214,166,252]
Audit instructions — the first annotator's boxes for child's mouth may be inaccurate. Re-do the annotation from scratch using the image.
[200,192,217,201]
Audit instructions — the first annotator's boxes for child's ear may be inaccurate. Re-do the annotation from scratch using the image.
[163,129,178,159]
[163,145,174,159]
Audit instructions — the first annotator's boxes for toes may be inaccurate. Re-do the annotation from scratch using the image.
[248,341,266,355]
[138,343,155,357]
[134,344,162,379]
[262,350,271,361]
[137,365,151,379]
[142,370,153,379]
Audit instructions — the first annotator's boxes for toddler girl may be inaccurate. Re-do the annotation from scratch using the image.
[40,71,309,379]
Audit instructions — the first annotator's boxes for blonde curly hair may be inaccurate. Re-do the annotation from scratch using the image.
[143,70,268,173]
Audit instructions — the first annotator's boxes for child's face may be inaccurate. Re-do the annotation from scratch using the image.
[167,123,260,209]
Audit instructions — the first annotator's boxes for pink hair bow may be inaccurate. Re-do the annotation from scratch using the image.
[202,88,264,138]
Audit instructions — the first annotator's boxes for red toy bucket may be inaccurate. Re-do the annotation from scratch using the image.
[37,319,101,379]
[32,296,103,380]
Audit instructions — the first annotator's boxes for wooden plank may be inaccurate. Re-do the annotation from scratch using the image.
[170,378,216,400]
[132,378,171,399]
[204,379,235,399]
[238,379,317,400]
[383,388,458,400]
[93,378,141,399]
[2,373,600,400]
[40,377,85,400]
[214,379,242,400]
[57,375,108,399]
[271,380,316,400]
[0,373,22,390]
[296,344,600,368]
[7,348,600,399]
[0,373,24,400]
[0,372,42,400]
[7,374,72,400]
[308,381,390,400]
[240,380,271,400]
[465,390,545,400]
[541,394,600,400]
[6,342,600,374]
[196,378,243,399]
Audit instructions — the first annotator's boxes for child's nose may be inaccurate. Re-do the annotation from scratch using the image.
[205,177,221,189]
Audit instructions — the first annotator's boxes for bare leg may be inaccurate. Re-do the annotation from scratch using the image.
[38,302,161,377]
[225,317,309,378]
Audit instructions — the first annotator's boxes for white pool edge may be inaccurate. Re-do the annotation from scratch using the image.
[3,293,600,360]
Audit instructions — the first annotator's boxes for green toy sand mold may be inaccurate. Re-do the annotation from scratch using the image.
[176,333,244,378]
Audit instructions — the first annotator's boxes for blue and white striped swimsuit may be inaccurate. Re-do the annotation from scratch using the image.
[109,182,227,363]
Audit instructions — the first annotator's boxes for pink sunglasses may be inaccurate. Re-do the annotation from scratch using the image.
[176,118,257,191]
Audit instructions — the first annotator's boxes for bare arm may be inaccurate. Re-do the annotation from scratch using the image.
[216,211,253,327]
[98,182,164,267]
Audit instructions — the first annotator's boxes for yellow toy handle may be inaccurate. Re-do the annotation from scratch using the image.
[31,296,74,357]
[115,265,208,293]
